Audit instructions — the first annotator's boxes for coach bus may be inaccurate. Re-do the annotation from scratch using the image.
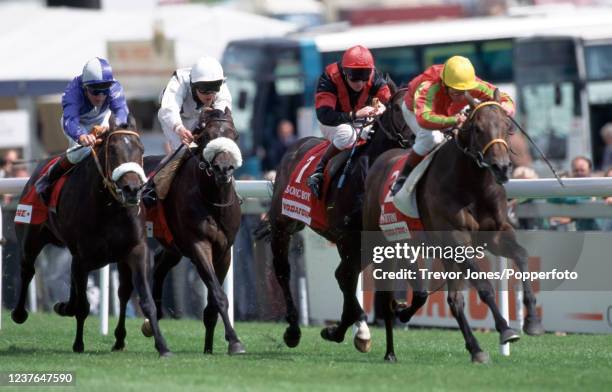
[221,7,612,172]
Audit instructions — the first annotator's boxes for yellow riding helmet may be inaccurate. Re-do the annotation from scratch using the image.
[442,56,478,90]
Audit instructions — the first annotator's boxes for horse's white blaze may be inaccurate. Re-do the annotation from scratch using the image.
[354,320,371,340]
[111,162,147,183]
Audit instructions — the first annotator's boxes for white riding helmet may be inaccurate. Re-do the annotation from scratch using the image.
[82,57,115,87]
[190,56,225,83]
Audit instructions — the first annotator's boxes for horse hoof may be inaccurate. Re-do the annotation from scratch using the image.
[353,336,372,353]
[141,319,153,338]
[11,309,28,324]
[54,302,74,317]
[523,318,545,336]
[228,341,246,355]
[283,326,301,348]
[396,308,413,323]
[384,352,397,362]
[112,343,125,352]
[204,348,213,355]
[471,351,490,364]
[73,342,84,353]
[159,351,173,359]
[500,328,521,345]
[320,326,344,343]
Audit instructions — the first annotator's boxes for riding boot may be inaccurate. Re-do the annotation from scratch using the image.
[35,156,74,205]
[390,152,425,196]
[307,143,341,199]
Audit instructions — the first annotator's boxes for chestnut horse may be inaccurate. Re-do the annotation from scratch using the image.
[363,92,543,363]
[12,116,170,356]
[129,108,245,355]
[258,82,413,352]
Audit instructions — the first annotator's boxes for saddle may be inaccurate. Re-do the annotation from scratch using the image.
[152,148,189,200]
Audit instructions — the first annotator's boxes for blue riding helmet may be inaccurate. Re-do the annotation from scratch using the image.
[81,57,115,89]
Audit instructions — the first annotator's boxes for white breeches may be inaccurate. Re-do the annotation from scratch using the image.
[319,122,357,150]
[401,101,444,156]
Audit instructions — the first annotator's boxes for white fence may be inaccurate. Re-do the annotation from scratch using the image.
[1,177,612,355]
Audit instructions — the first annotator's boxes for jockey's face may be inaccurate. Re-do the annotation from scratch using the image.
[446,86,466,103]
[85,87,108,107]
[196,89,216,107]
[344,68,371,92]
[346,78,366,92]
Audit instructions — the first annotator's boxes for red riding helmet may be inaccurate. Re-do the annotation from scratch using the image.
[342,45,374,69]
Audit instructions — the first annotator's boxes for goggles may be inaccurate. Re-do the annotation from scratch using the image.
[193,80,223,94]
[84,82,113,96]
[344,68,372,82]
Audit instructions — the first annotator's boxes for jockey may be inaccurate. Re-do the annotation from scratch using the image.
[307,45,391,199]
[35,57,129,204]
[143,56,232,206]
[390,55,515,195]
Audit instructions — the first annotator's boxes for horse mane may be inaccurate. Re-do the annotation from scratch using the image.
[202,137,243,168]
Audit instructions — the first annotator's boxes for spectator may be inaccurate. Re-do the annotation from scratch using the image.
[508,166,549,230]
[549,156,600,231]
[0,149,19,177]
[599,168,612,231]
[600,123,612,170]
[262,120,297,171]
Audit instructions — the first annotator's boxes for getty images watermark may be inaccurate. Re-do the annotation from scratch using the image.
[360,231,591,291]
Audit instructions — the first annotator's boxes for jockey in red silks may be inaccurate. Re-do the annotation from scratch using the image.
[391,55,515,195]
[307,45,391,199]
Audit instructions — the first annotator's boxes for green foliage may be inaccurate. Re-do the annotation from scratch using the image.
[1,311,611,391]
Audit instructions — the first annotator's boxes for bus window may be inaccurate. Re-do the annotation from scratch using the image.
[370,47,419,84]
[480,40,513,83]
[423,43,476,68]
[585,43,612,81]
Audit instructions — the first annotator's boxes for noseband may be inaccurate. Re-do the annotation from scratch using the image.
[454,101,509,169]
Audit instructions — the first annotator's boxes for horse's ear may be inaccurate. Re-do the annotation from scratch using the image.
[224,106,232,117]
[109,113,116,131]
[465,92,478,108]
[385,73,397,95]
[127,113,137,130]
[493,88,501,103]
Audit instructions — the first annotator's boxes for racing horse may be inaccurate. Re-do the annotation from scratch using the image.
[363,91,542,363]
[133,108,245,355]
[11,115,171,356]
[258,81,412,352]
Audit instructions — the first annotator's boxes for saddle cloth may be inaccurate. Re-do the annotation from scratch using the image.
[281,141,334,230]
[145,202,174,247]
[15,157,68,225]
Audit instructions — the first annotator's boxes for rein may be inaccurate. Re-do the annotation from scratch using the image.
[90,130,143,203]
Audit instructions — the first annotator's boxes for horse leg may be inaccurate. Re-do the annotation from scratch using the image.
[270,226,301,348]
[112,262,133,351]
[446,281,489,363]
[488,226,544,336]
[152,248,182,320]
[71,265,89,353]
[396,262,428,323]
[321,238,370,352]
[12,226,49,324]
[380,290,397,362]
[127,243,171,357]
[463,258,520,345]
[192,241,244,355]
[202,250,232,355]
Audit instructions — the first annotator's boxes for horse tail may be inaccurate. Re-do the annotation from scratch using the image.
[253,216,272,241]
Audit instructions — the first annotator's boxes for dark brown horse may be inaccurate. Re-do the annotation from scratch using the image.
[12,116,170,356]
[132,108,245,355]
[258,82,412,351]
[363,93,543,363]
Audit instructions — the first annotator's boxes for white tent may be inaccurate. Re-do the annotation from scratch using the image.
[0,3,296,89]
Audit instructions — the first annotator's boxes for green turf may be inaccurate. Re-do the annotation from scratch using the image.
[0,311,611,391]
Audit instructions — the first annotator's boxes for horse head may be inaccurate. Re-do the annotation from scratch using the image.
[194,107,239,147]
[98,114,147,206]
[458,90,512,184]
[202,137,243,185]
[373,80,412,149]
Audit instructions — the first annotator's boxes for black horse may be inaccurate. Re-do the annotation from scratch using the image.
[12,116,170,356]
[258,83,413,352]
[134,108,245,355]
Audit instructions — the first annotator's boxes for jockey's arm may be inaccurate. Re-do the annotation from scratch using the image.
[470,79,515,116]
[412,81,458,130]
[158,73,188,136]
[315,74,352,126]
[61,79,89,143]
[108,82,129,125]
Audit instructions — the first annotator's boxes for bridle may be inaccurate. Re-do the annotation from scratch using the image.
[372,88,412,148]
[90,129,146,205]
[453,101,509,169]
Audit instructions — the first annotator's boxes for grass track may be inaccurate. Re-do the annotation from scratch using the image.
[1,311,611,391]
